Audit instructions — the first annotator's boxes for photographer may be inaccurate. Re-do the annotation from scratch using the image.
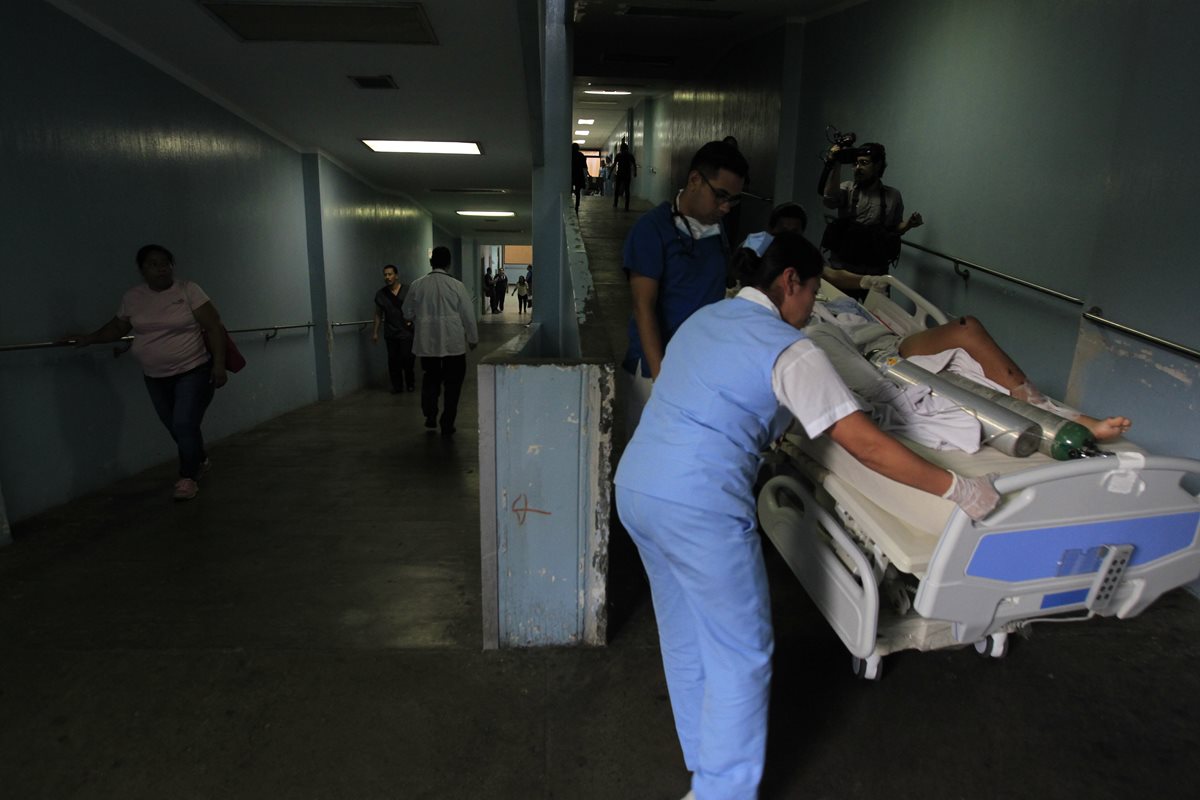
[819,139,923,298]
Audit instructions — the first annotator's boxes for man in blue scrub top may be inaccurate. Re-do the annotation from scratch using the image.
[621,140,749,436]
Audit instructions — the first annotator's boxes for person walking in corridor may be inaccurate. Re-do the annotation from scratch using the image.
[69,244,231,501]
[402,247,478,437]
[372,264,415,392]
[612,142,637,211]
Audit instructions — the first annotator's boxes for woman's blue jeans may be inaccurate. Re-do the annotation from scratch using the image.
[143,361,215,479]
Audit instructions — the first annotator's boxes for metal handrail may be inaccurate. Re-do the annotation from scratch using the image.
[1081,309,1200,361]
[901,240,1197,361]
[329,319,373,329]
[228,322,315,343]
[901,240,1084,305]
[0,322,314,354]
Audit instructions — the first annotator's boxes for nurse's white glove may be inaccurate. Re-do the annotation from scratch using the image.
[943,471,1000,521]
[859,275,891,291]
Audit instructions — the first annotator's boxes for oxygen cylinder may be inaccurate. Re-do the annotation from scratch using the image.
[872,356,1041,458]
[925,370,1097,460]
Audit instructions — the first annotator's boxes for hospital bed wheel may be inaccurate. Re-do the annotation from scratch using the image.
[973,633,1009,659]
[851,654,883,681]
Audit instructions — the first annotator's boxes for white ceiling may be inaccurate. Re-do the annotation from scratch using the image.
[46,0,847,241]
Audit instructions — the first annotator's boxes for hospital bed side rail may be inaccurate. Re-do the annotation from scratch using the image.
[915,455,1200,644]
[757,471,881,660]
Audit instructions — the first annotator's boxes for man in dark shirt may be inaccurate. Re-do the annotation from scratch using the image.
[612,142,638,211]
[372,264,415,392]
[571,143,588,213]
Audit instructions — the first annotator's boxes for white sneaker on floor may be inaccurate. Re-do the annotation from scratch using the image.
[173,478,199,501]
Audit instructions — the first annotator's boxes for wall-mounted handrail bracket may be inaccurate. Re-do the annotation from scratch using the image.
[953,261,970,286]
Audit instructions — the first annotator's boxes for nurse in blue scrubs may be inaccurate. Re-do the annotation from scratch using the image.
[614,231,998,800]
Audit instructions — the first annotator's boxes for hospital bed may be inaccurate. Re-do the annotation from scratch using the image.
[756,276,1200,679]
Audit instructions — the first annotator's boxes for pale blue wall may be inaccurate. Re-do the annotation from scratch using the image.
[0,0,434,521]
[605,26,785,233]
[314,156,431,397]
[796,0,1200,459]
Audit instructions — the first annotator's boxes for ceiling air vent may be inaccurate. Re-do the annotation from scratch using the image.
[619,5,739,20]
[202,2,438,44]
[349,74,398,90]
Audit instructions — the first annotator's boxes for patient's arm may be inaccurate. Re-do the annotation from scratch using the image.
[828,411,952,496]
[822,266,869,293]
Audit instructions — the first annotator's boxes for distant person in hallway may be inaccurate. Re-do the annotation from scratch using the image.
[621,139,749,437]
[494,267,509,311]
[571,142,588,213]
[603,154,614,197]
[372,264,415,393]
[819,141,923,299]
[69,244,228,501]
[483,267,495,314]
[615,232,999,800]
[512,275,530,315]
[612,142,638,211]
[402,246,478,437]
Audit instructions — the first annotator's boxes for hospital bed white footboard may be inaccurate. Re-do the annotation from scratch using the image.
[757,452,1200,679]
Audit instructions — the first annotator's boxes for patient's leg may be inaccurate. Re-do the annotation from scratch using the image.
[899,316,1027,390]
[1010,382,1133,441]
[899,317,1133,440]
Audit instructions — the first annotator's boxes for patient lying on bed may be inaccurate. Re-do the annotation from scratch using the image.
[756,205,1131,452]
[805,294,1132,451]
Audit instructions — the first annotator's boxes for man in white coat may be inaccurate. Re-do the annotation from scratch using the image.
[402,246,478,437]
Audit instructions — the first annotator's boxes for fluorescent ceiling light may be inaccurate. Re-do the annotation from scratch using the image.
[577,118,595,125]
[573,140,585,145]
[574,130,590,136]
[584,89,631,96]
[363,140,481,154]
[456,210,515,217]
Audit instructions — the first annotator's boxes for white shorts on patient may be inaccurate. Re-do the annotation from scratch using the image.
[805,301,1010,453]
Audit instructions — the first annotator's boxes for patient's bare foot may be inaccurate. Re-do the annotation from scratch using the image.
[1076,414,1132,441]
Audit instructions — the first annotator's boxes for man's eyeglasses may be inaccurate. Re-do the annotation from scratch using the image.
[700,173,743,207]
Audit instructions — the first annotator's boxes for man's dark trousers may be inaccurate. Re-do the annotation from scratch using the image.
[421,354,467,432]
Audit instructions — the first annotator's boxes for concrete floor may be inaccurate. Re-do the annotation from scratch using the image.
[3,192,1199,799]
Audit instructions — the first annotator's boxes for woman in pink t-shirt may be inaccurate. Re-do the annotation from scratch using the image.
[72,245,229,500]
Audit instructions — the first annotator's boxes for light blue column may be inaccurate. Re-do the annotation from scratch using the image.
[530,0,572,357]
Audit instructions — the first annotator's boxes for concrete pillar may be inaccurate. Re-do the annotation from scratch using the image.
[301,153,333,401]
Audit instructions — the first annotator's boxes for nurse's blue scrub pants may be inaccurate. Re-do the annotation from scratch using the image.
[617,486,773,800]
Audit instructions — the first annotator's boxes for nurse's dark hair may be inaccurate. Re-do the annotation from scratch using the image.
[767,202,808,234]
[136,244,174,268]
[430,246,452,268]
[731,232,823,291]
